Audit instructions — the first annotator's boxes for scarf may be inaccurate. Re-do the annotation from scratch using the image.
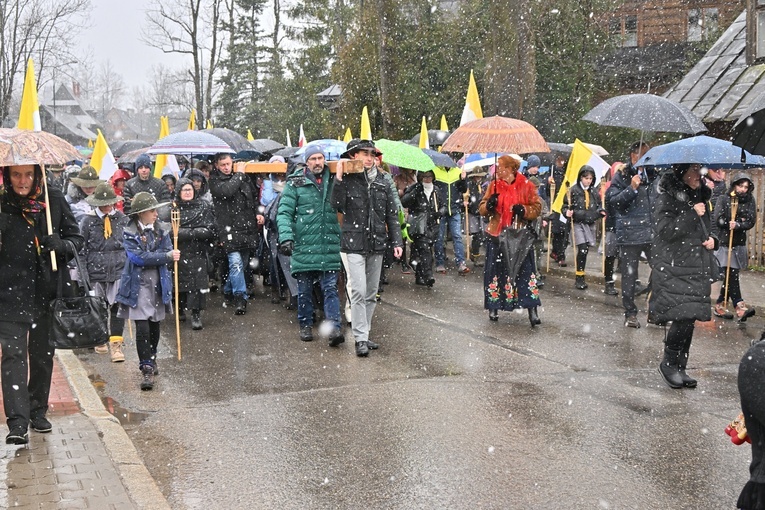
[423,182,434,200]
[273,181,285,193]
[492,174,529,230]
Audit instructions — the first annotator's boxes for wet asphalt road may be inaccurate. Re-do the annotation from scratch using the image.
[79,267,758,509]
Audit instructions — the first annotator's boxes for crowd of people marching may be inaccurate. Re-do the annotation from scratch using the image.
[1,138,764,506]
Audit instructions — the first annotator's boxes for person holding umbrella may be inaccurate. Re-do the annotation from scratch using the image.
[479,155,542,326]
[712,174,757,322]
[116,192,178,391]
[0,164,83,444]
[650,164,717,389]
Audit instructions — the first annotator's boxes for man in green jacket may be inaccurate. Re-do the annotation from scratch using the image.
[276,146,343,345]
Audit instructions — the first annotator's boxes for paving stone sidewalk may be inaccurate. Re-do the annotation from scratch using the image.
[0,352,169,510]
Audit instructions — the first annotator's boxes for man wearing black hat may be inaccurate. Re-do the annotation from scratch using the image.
[332,139,403,357]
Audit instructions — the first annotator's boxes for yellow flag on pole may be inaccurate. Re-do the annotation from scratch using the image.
[18,59,41,131]
[187,109,196,131]
[88,139,94,148]
[247,129,254,141]
[343,128,352,143]
[154,116,170,178]
[91,129,118,181]
[440,115,449,132]
[418,117,429,149]
[206,119,213,129]
[551,139,612,213]
[460,70,483,126]
[360,106,372,140]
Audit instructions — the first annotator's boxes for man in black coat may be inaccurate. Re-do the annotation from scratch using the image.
[208,152,259,314]
[332,139,403,357]
[606,141,652,328]
[122,153,172,218]
[0,164,84,444]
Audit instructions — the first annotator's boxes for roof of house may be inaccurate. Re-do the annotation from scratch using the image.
[40,105,98,140]
[664,11,765,124]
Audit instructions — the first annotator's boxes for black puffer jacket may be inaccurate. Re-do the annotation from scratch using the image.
[401,183,441,241]
[176,178,216,292]
[562,181,601,225]
[208,170,258,253]
[79,210,129,283]
[331,168,403,254]
[606,164,656,245]
[712,173,756,248]
[123,176,172,215]
[648,171,717,324]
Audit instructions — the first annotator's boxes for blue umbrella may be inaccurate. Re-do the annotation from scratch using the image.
[463,152,508,170]
[636,136,765,169]
[295,139,347,161]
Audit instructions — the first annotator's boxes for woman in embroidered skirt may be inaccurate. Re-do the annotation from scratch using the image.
[479,155,542,327]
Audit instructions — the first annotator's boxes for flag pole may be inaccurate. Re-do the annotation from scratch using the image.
[601,177,607,275]
[546,180,555,273]
[566,181,576,264]
[41,164,58,272]
[723,191,739,313]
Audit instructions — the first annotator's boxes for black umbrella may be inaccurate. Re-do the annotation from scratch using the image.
[274,146,299,158]
[422,148,457,168]
[582,94,707,134]
[733,92,765,156]
[233,149,263,162]
[408,129,450,147]
[112,139,151,158]
[201,128,253,152]
[251,138,286,153]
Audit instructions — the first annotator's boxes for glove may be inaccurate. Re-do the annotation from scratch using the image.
[511,204,525,219]
[0,212,10,232]
[278,240,294,256]
[41,233,68,255]
[485,194,499,213]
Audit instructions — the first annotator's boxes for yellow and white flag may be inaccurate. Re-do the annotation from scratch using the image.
[206,119,213,129]
[154,116,170,178]
[247,129,254,141]
[459,70,483,126]
[343,128,352,143]
[360,106,372,140]
[551,139,611,213]
[418,116,429,149]
[187,109,196,131]
[440,115,449,132]
[18,59,41,131]
[91,130,118,181]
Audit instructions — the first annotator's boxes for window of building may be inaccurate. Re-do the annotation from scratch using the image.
[610,15,638,48]
[688,7,719,42]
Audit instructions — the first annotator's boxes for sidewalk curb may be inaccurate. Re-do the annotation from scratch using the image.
[56,350,171,510]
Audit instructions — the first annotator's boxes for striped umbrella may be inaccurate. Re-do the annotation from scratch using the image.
[145,131,234,155]
[441,116,548,154]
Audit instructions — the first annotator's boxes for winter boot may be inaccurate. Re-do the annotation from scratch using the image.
[575,275,588,290]
[658,347,684,389]
[140,364,155,391]
[528,307,541,327]
[109,336,125,363]
[191,310,203,330]
[604,281,618,296]
[713,303,734,319]
[235,295,247,315]
[677,349,697,388]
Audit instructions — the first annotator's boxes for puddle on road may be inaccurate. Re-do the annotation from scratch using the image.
[89,373,149,426]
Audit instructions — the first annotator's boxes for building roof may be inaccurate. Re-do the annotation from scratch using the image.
[40,105,98,141]
[664,11,765,123]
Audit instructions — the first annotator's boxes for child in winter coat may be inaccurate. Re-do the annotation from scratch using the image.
[562,165,606,290]
[80,182,129,362]
[116,192,179,391]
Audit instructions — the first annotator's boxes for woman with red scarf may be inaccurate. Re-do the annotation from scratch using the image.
[479,155,543,326]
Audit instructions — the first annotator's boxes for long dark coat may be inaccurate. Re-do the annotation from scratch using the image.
[0,185,83,324]
[208,170,258,253]
[175,179,216,292]
[712,174,756,248]
[401,182,441,242]
[648,171,717,324]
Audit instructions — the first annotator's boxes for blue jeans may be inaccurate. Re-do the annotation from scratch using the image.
[224,250,249,298]
[435,212,466,266]
[296,271,341,330]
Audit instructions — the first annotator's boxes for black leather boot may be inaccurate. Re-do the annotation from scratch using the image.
[677,349,697,388]
[604,281,618,296]
[489,309,499,322]
[528,307,541,327]
[191,310,203,330]
[658,347,684,389]
[575,275,587,290]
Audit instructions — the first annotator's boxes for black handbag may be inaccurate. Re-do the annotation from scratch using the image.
[498,221,537,281]
[49,248,109,349]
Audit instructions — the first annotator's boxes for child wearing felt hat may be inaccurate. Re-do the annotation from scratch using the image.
[115,192,179,391]
[81,182,130,362]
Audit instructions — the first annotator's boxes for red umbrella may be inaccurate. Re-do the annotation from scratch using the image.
[441,116,548,154]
